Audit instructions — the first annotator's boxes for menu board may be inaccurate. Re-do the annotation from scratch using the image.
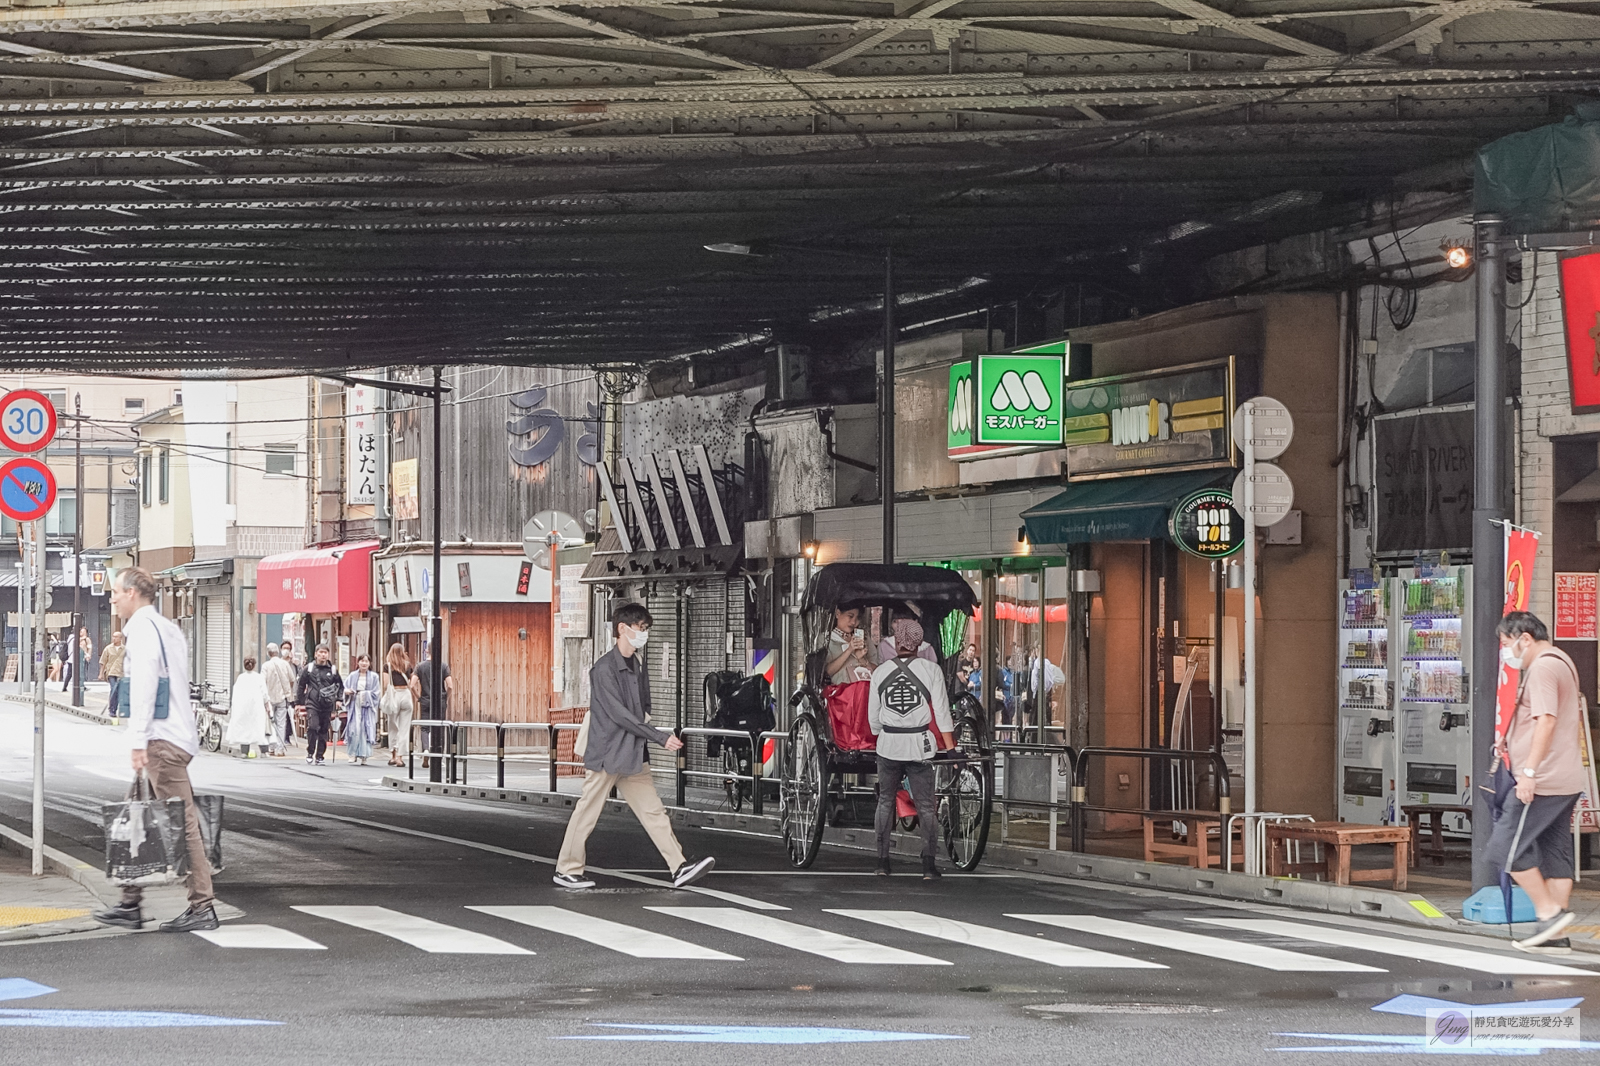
[1555,572,1598,641]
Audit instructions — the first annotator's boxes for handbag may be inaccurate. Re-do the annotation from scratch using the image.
[101,774,186,887]
[114,619,172,720]
[573,711,592,758]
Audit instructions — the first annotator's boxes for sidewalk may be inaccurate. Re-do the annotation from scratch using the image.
[0,680,115,726]
[0,836,105,942]
[1404,853,1600,945]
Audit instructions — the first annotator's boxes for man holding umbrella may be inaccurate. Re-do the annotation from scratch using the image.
[1489,612,1590,952]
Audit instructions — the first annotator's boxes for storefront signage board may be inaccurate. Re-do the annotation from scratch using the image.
[1063,358,1236,481]
[1168,488,1243,559]
[1554,571,1598,641]
[975,354,1065,446]
[1372,406,1474,555]
[376,553,551,605]
[391,457,419,520]
[948,340,1080,462]
[1559,252,1600,413]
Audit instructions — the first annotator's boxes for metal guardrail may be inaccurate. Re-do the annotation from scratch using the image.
[673,727,768,814]
[406,718,453,782]
[496,722,548,790]
[1068,746,1233,853]
[452,721,499,786]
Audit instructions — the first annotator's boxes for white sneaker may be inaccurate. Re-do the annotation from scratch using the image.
[552,873,595,890]
[672,856,715,888]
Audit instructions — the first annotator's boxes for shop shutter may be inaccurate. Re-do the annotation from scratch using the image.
[641,578,745,786]
[203,595,231,698]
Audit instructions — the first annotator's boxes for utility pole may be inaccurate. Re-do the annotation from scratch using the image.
[430,366,444,784]
[880,246,896,565]
[30,518,45,875]
[72,393,83,708]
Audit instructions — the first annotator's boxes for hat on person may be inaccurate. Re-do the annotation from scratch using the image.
[892,617,924,656]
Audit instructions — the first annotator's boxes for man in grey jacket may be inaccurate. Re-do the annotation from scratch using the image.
[553,602,715,890]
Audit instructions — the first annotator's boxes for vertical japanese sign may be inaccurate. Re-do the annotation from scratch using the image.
[391,458,418,520]
[1554,572,1598,641]
[346,385,377,506]
[1495,525,1541,745]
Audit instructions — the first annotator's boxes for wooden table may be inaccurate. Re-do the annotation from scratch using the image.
[1143,810,1244,869]
[1401,804,1472,867]
[1265,821,1411,890]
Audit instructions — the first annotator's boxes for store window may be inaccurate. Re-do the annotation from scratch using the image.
[264,445,296,478]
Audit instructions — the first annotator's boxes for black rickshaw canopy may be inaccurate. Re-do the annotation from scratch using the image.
[801,562,979,619]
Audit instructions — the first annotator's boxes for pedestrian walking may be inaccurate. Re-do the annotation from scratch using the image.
[553,602,715,890]
[91,566,217,933]
[99,630,125,716]
[1488,611,1591,952]
[62,627,91,693]
[415,648,454,768]
[263,641,297,755]
[382,643,416,768]
[868,616,954,881]
[344,654,380,766]
[226,657,274,758]
[295,644,343,766]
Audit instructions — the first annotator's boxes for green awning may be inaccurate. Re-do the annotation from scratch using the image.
[1022,470,1230,546]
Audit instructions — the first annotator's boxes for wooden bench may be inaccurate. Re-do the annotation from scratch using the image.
[1402,804,1473,867]
[1143,810,1244,869]
[1265,821,1411,890]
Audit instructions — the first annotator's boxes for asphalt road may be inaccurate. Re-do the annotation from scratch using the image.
[2,701,1598,1065]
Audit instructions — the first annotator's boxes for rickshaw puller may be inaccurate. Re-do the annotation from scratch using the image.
[868,617,954,881]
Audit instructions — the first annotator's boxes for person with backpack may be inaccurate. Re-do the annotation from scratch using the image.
[294,644,344,766]
[1489,611,1592,952]
[868,615,953,881]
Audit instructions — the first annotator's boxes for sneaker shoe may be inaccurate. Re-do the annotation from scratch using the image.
[672,856,716,888]
[315,759,326,766]
[552,873,595,890]
[91,902,144,930]
[305,757,315,764]
[1515,910,1575,949]
[159,904,219,933]
[875,861,892,877]
[922,857,942,882]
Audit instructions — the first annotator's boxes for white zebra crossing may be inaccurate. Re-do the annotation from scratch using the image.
[1009,914,1383,973]
[292,905,533,954]
[1190,918,1595,976]
[829,910,1165,969]
[468,906,741,960]
[192,924,327,950]
[647,907,950,965]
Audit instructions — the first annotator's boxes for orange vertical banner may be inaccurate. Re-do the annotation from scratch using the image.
[1495,526,1541,746]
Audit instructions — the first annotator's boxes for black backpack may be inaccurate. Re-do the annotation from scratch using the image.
[702,671,775,757]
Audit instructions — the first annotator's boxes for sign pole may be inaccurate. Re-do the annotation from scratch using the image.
[550,535,561,711]
[72,394,82,708]
[30,518,45,876]
[1242,402,1258,864]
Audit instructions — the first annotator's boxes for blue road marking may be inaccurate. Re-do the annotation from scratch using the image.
[560,1024,967,1044]
[1274,995,1596,1055]
[1373,995,1584,1018]
[0,979,57,1003]
[0,1009,282,1029]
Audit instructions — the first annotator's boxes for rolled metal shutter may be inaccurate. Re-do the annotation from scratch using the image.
[203,595,231,697]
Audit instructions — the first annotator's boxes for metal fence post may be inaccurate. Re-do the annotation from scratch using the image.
[548,723,558,794]
[751,732,763,815]
[675,730,687,807]
[497,724,506,789]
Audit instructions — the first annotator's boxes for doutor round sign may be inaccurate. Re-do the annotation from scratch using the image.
[0,390,57,454]
[0,456,57,523]
[1232,396,1293,461]
[1232,463,1295,526]
[1169,488,1244,559]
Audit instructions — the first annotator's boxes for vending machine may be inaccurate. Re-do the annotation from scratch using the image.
[1337,578,1398,825]
[1395,565,1474,834]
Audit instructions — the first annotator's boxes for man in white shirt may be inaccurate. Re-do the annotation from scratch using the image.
[867,617,954,881]
[262,640,298,757]
[92,566,218,933]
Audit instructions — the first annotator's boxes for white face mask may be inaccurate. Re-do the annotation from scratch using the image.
[1501,641,1525,668]
[628,628,650,651]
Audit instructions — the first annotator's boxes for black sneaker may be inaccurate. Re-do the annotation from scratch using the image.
[1516,936,1573,955]
[305,757,315,764]
[1515,910,1575,949]
[552,873,594,890]
[875,861,892,877]
[92,902,144,930]
[159,904,219,933]
[922,857,942,882]
[315,759,326,766]
[672,857,715,888]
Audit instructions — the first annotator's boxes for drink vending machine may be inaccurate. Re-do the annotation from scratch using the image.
[1336,566,1474,829]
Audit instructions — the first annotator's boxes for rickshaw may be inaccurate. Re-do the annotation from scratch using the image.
[779,562,992,870]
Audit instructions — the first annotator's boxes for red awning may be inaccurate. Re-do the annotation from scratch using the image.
[257,540,379,614]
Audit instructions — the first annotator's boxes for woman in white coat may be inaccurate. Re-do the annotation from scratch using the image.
[226,656,275,759]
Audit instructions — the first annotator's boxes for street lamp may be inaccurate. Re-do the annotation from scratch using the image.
[704,241,897,565]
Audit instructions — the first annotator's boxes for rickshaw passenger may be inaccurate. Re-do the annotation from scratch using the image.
[826,607,876,684]
[868,617,953,881]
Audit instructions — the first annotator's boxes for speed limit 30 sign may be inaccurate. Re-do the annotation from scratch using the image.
[0,389,58,453]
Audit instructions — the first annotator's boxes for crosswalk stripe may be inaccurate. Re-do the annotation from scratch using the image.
[829,910,1165,969]
[1008,914,1384,973]
[191,924,327,951]
[647,907,949,965]
[1189,918,1595,976]
[292,906,533,955]
[469,906,741,960]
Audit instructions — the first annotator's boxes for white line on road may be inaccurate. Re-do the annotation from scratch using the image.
[191,924,327,951]
[293,906,533,955]
[648,907,950,965]
[829,911,1165,969]
[470,906,741,960]
[1189,918,1596,976]
[1010,914,1384,972]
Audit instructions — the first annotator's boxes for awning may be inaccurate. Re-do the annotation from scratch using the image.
[1022,470,1230,546]
[257,540,378,614]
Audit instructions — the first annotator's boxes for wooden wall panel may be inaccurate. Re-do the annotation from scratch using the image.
[447,603,552,725]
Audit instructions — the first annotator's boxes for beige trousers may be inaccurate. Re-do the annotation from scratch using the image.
[556,769,686,875]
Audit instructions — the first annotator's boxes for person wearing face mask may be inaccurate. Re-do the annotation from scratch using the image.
[552,602,715,891]
[1487,611,1590,952]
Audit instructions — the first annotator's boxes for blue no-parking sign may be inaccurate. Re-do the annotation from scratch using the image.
[0,455,56,522]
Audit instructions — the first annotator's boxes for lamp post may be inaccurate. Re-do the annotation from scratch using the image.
[72,393,83,708]
[703,241,898,563]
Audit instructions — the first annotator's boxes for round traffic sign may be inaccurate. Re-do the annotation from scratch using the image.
[0,390,57,453]
[1232,396,1294,461]
[0,456,57,522]
[1232,463,1295,527]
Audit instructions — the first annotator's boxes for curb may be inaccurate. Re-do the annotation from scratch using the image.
[1,692,119,728]
[0,820,115,903]
[378,774,1469,934]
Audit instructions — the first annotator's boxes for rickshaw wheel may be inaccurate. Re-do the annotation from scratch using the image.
[780,714,826,868]
[937,758,989,871]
